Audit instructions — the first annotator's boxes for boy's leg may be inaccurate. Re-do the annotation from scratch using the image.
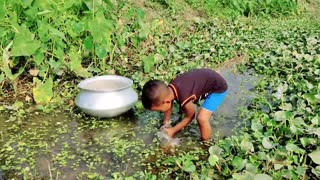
[198,91,227,141]
[197,108,213,141]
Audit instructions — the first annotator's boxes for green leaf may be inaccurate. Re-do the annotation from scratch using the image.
[274,111,293,121]
[182,160,196,173]
[95,44,108,59]
[254,174,272,180]
[208,154,219,166]
[32,77,53,104]
[34,49,44,66]
[274,164,283,170]
[48,58,62,71]
[11,25,41,56]
[72,22,85,33]
[68,49,91,78]
[300,137,310,148]
[232,171,254,180]
[240,140,254,152]
[49,26,66,41]
[232,156,246,171]
[84,36,93,50]
[304,93,317,105]
[245,163,257,173]
[88,11,113,45]
[251,121,263,131]
[262,137,275,149]
[311,115,320,125]
[143,54,155,73]
[285,143,298,151]
[311,166,320,177]
[138,23,151,39]
[295,166,306,175]
[209,145,223,156]
[308,150,320,165]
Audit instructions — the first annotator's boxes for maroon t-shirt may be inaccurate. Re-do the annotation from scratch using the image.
[168,68,227,107]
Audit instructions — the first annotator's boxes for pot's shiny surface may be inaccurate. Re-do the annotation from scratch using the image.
[75,75,138,118]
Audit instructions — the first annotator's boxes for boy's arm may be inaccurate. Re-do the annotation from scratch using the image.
[163,107,173,126]
[166,101,195,137]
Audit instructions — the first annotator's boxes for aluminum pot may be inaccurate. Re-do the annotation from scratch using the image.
[75,75,138,118]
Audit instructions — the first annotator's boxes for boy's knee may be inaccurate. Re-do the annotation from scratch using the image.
[197,114,209,124]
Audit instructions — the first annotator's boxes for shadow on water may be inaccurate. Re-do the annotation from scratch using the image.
[0,66,258,179]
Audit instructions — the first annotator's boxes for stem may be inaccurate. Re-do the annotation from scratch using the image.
[109,44,117,64]
[48,160,53,180]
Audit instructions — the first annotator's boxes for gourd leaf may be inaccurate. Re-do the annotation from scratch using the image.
[11,25,40,56]
[143,54,155,73]
[32,77,53,104]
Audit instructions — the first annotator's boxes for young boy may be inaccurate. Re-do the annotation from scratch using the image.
[141,68,228,141]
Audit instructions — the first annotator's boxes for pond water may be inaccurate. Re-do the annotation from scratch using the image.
[0,66,258,179]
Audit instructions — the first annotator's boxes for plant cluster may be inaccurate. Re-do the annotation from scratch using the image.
[0,0,162,104]
[186,0,304,18]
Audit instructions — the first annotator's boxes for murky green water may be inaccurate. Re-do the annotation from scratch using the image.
[0,67,258,179]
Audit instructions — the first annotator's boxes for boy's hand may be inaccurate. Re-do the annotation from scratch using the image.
[163,120,171,127]
[163,127,175,138]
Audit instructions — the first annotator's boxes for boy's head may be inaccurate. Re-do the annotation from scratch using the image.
[141,80,172,112]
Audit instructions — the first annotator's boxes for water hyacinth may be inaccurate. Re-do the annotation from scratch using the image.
[275,88,283,100]
[274,83,288,100]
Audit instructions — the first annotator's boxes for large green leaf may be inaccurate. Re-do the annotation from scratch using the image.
[254,174,272,180]
[32,77,53,104]
[311,115,320,125]
[95,44,108,59]
[274,111,293,121]
[309,150,320,165]
[11,25,41,56]
[68,49,91,78]
[285,143,298,151]
[262,137,275,149]
[208,154,219,166]
[87,11,113,45]
[209,145,223,156]
[143,54,155,73]
[182,160,196,173]
[232,156,246,171]
[251,121,263,131]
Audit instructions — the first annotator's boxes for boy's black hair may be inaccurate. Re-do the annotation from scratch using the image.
[141,80,167,110]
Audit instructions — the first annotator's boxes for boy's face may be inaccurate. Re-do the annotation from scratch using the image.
[151,101,172,112]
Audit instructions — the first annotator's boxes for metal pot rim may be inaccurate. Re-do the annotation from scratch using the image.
[77,75,133,92]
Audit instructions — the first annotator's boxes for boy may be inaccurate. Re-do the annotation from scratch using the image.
[141,68,228,141]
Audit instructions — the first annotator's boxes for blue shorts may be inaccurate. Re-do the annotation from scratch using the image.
[201,91,227,112]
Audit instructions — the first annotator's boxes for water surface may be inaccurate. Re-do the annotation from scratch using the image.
[0,67,258,179]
